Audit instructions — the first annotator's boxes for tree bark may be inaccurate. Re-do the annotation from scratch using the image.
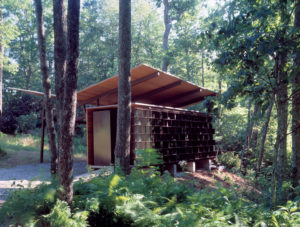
[292,0,300,188]
[257,93,275,174]
[277,1,289,203]
[241,99,259,173]
[276,51,288,202]
[162,0,171,72]
[34,0,58,175]
[247,103,259,149]
[53,0,67,154]
[114,0,131,174]
[201,50,204,87]
[58,0,80,205]
[0,7,3,116]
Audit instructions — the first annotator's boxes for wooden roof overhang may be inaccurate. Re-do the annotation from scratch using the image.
[77,64,216,108]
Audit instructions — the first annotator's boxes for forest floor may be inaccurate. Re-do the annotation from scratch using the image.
[0,164,261,206]
[176,169,262,200]
[0,160,89,205]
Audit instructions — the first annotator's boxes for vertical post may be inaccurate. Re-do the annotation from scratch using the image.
[40,103,46,163]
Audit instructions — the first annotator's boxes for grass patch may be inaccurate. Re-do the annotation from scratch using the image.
[0,131,44,153]
[0,131,87,168]
[0,146,7,159]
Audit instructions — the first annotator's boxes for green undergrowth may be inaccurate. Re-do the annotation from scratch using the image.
[0,131,42,153]
[0,131,86,155]
[1,167,300,226]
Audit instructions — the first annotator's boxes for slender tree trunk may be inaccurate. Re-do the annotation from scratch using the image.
[217,79,222,127]
[257,93,275,174]
[0,7,3,116]
[241,99,259,173]
[276,51,288,203]
[292,0,300,188]
[162,0,171,72]
[0,43,3,116]
[25,66,31,90]
[0,46,3,117]
[247,103,259,149]
[114,0,131,174]
[201,50,204,87]
[58,0,80,205]
[34,0,58,175]
[271,140,279,208]
[53,0,67,154]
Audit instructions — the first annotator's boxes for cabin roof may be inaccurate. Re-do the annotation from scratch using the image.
[77,64,216,108]
[9,64,216,108]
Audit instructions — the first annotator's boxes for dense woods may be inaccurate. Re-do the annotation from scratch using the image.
[1,0,300,226]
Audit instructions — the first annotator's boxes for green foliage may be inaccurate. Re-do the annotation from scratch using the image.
[135,148,163,167]
[16,113,37,133]
[0,94,41,134]
[0,146,7,159]
[1,165,300,226]
[217,152,241,170]
[43,200,88,227]
[73,128,87,155]
[0,131,42,152]
[272,200,300,226]
[0,183,57,226]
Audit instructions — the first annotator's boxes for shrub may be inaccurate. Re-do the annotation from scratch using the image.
[0,94,41,134]
[217,151,241,170]
[1,161,300,226]
[0,183,58,225]
[43,200,88,227]
[0,146,7,159]
[16,113,38,133]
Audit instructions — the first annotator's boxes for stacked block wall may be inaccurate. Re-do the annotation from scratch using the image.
[131,106,216,164]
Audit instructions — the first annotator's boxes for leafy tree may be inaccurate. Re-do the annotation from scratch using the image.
[154,0,197,72]
[207,0,296,205]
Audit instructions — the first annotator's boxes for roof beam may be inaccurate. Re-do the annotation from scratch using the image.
[158,89,201,106]
[8,87,56,98]
[133,80,182,101]
[78,71,160,105]
[174,97,205,108]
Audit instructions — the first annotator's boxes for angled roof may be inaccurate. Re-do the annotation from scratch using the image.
[8,87,56,98]
[77,64,216,108]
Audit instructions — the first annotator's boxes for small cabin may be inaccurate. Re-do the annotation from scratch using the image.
[77,64,217,170]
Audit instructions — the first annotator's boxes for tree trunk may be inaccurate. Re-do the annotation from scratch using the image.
[0,7,3,116]
[162,0,171,72]
[201,50,204,87]
[58,0,80,205]
[114,0,131,174]
[257,93,275,174]
[276,51,288,203]
[0,45,3,117]
[53,0,67,154]
[271,140,279,208]
[34,0,58,175]
[247,103,259,149]
[241,99,259,173]
[292,0,300,188]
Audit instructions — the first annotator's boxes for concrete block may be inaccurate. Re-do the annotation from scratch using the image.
[186,161,196,173]
[196,159,211,171]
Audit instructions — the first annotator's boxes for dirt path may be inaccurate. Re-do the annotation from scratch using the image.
[0,161,88,202]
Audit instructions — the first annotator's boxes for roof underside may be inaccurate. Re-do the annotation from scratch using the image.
[77,64,216,108]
